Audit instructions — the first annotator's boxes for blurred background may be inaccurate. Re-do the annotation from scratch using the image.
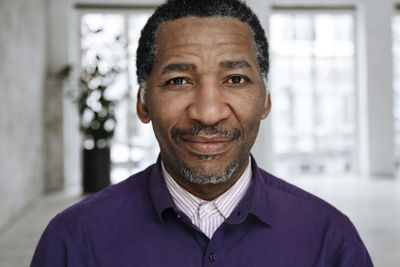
[1,0,399,266]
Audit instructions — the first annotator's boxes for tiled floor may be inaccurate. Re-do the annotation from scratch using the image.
[0,175,399,266]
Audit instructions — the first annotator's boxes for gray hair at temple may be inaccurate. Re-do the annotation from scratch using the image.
[136,0,270,104]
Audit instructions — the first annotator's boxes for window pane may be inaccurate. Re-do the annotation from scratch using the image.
[270,12,356,175]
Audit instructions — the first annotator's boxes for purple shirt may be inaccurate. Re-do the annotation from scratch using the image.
[31,157,373,266]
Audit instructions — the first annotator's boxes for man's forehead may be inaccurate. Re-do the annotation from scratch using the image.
[154,16,257,60]
[155,16,255,43]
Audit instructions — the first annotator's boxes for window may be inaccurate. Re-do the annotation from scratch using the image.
[269,9,356,175]
[80,10,159,184]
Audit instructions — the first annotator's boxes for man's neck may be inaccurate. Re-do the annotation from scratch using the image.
[163,158,250,201]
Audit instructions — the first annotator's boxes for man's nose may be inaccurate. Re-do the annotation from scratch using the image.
[187,80,231,125]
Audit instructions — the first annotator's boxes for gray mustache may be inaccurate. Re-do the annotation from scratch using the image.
[171,122,243,144]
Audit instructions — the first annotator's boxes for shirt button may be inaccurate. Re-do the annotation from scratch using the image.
[177,214,181,219]
[204,204,211,212]
[208,252,216,262]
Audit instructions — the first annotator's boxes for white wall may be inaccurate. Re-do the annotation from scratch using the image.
[0,0,47,231]
[357,0,395,176]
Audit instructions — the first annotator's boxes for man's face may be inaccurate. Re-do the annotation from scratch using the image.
[138,17,270,185]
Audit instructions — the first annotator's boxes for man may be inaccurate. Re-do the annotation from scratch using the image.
[31,0,374,266]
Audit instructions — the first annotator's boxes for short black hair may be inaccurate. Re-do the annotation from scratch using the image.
[136,0,269,99]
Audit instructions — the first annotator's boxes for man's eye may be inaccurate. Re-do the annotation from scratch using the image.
[228,76,246,84]
[167,77,187,85]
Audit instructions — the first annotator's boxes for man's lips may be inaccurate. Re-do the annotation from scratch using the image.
[180,135,234,155]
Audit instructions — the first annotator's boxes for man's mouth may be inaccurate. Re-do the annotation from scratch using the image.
[180,135,234,155]
[171,122,243,158]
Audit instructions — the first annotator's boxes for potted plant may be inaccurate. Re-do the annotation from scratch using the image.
[63,24,126,193]
[79,56,118,193]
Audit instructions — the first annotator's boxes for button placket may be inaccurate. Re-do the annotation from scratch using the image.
[203,227,224,266]
[208,252,216,262]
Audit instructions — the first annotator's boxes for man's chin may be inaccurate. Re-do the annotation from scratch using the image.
[179,160,239,185]
[195,154,221,161]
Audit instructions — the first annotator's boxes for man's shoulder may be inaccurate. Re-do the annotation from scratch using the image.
[256,168,358,239]
[54,164,157,226]
[258,169,336,211]
[258,168,337,209]
[247,166,373,265]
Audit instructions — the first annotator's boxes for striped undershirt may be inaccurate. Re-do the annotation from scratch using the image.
[162,159,252,239]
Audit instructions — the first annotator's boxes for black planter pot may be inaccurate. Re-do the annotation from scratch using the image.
[83,147,111,193]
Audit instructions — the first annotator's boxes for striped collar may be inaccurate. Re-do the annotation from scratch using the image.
[162,159,252,221]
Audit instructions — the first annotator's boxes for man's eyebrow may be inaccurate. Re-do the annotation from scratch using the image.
[219,60,252,70]
[161,63,196,75]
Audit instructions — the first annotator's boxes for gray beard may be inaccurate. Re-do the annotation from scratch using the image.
[180,160,239,185]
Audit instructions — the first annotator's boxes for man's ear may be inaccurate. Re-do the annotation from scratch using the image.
[260,92,271,120]
[137,88,151,123]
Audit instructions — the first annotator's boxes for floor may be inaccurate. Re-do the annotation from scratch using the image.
[0,191,84,267]
[0,175,399,266]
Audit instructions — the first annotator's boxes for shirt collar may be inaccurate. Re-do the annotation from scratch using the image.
[224,156,274,227]
[148,155,274,226]
[162,158,252,220]
[162,162,202,220]
[148,156,177,223]
[214,160,252,218]
[250,158,275,226]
